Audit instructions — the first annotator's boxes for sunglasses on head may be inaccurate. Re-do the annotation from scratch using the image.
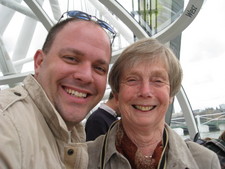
[59,10,117,44]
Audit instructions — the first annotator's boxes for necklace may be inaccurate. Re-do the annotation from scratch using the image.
[135,149,155,169]
[144,155,152,158]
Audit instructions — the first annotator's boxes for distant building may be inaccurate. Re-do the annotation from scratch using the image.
[219,104,225,110]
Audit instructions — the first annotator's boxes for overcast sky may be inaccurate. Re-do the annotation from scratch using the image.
[180,0,225,110]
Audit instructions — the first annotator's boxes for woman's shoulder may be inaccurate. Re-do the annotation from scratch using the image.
[186,140,217,155]
[186,140,221,168]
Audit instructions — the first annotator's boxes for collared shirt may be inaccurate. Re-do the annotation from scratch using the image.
[85,103,118,141]
[99,103,117,117]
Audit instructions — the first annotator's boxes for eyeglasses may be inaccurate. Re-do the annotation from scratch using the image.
[59,10,117,44]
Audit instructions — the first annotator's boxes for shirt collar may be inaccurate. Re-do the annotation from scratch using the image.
[99,103,117,117]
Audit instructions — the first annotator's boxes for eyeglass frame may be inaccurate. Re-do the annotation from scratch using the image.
[58,10,117,45]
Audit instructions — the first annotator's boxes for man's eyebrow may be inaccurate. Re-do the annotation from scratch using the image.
[59,47,109,65]
[59,48,84,56]
[96,59,109,65]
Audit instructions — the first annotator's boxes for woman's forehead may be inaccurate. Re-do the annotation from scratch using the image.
[124,55,167,69]
[122,59,168,77]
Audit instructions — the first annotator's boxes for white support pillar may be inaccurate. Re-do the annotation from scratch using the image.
[176,86,199,140]
[0,38,16,75]
[12,17,37,72]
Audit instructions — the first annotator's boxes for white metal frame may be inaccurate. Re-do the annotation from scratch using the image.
[0,0,204,140]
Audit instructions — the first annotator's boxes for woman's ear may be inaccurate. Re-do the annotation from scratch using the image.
[114,93,121,116]
[169,97,174,104]
[114,93,119,102]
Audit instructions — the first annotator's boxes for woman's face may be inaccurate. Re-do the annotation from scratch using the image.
[116,59,172,129]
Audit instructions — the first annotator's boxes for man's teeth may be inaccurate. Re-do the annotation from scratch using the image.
[65,88,87,98]
[135,105,153,111]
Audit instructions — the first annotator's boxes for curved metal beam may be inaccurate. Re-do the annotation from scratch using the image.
[101,0,204,52]
[153,0,204,43]
[99,0,149,39]
[0,0,37,20]
[23,0,54,31]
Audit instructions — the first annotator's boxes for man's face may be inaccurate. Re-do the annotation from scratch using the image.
[34,21,111,130]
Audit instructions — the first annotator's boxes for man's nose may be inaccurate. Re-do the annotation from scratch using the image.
[73,63,94,83]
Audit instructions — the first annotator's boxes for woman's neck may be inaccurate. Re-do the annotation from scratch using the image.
[123,123,163,156]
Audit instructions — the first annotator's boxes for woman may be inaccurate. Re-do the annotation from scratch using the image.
[87,38,220,169]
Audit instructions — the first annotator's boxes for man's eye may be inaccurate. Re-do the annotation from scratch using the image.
[63,56,79,63]
[93,65,107,75]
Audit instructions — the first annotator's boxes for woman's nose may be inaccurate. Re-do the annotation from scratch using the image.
[138,81,154,97]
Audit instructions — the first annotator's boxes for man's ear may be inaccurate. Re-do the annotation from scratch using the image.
[34,49,45,77]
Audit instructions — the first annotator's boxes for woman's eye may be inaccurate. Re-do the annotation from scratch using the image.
[151,78,168,87]
[127,78,136,82]
[124,78,139,86]
[155,80,163,83]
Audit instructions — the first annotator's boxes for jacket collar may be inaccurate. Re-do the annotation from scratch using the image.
[165,124,199,168]
[23,75,85,143]
[101,121,199,169]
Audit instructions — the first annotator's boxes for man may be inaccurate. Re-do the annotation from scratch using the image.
[85,92,119,141]
[0,10,115,169]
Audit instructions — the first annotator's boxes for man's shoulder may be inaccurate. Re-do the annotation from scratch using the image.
[0,86,31,139]
[0,85,28,112]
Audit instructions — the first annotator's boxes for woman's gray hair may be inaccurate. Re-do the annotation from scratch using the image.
[108,38,183,97]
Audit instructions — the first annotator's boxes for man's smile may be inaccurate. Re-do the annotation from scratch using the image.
[65,87,87,98]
